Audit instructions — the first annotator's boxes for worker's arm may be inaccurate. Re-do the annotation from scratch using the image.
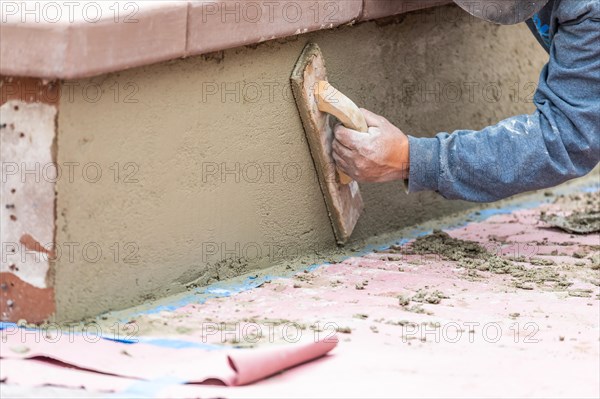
[334,5,600,202]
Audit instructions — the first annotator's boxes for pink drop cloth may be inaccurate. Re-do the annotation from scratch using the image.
[1,189,598,398]
[0,332,337,390]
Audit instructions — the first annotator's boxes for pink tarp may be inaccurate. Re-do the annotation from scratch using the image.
[0,332,337,390]
[1,189,598,398]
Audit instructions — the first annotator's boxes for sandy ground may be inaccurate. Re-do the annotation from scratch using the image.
[2,175,599,398]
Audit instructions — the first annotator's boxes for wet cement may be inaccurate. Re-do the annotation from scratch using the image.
[541,192,600,234]
[382,229,573,291]
[54,5,549,320]
[80,172,598,333]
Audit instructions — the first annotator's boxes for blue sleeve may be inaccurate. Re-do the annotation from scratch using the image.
[407,6,600,203]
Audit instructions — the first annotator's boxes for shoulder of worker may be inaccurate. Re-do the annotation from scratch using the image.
[553,0,600,23]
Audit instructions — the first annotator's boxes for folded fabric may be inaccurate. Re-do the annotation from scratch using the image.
[0,329,338,388]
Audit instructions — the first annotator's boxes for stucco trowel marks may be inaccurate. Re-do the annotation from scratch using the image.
[54,7,549,320]
[1,99,58,322]
[104,177,598,329]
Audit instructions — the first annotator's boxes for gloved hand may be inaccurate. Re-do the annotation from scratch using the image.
[332,108,410,183]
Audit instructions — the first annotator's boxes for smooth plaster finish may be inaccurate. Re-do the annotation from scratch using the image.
[54,6,549,320]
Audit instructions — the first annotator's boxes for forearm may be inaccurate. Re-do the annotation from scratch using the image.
[407,111,598,202]
[407,12,600,202]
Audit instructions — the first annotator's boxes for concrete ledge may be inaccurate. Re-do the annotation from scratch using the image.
[187,0,362,56]
[360,0,453,21]
[1,1,448,79]
[1,2,188,79]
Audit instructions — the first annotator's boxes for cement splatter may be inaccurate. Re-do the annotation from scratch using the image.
[395,230,573,291]
[542,191,600,234]
[541,212,600,234]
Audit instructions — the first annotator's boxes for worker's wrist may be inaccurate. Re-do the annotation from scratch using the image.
[399,135,410,180]
[406,136,440,193]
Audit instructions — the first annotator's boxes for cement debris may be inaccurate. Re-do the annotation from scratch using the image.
[408,229,488,261]
[395,230,574,291]
[410,289,448,305]
[541,191,600,234]
[541,212,600,234]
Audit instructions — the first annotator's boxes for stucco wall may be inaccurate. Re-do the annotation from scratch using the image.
[54,5,548,320]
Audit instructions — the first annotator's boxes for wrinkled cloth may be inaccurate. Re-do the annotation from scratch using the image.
[0,328,338,389]
[408,0,600,202]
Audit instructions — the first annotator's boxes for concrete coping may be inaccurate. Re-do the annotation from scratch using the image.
[0,1,451,79]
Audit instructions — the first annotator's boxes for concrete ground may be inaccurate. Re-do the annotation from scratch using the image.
[1,175,599,398]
